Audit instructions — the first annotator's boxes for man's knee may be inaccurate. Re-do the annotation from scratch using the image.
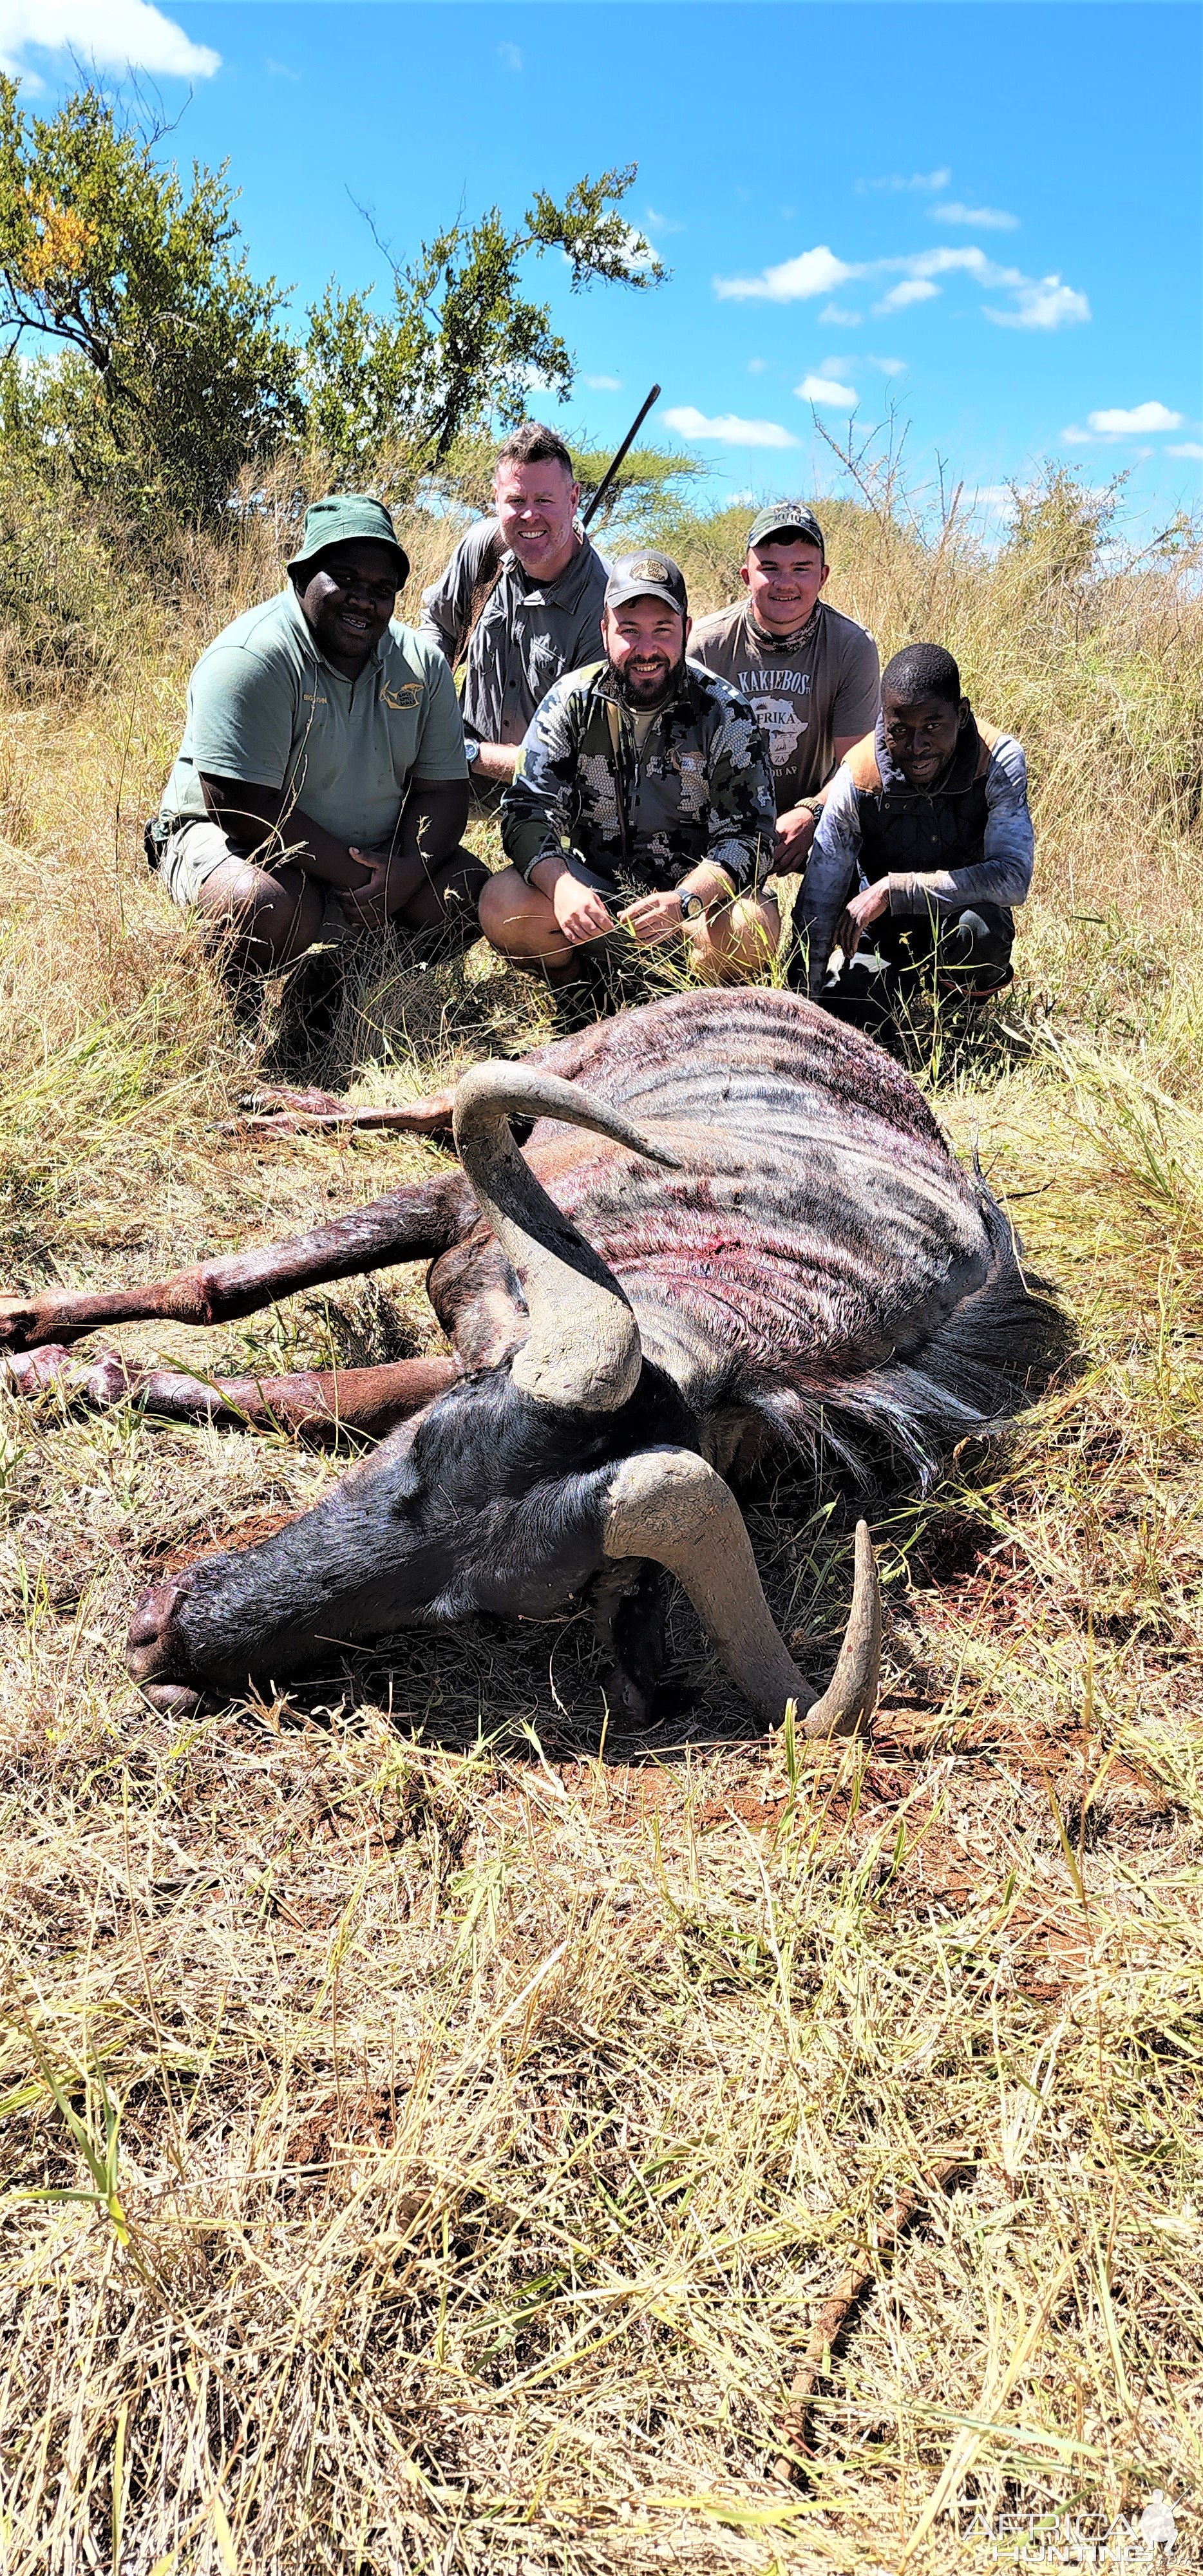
[478,866,538,947]
[196,857,321,961]
[692,894,781,983]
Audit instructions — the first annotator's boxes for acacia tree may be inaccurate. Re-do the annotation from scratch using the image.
[0,79,300,525]
[0,84,668,529]
[304,169,665,484]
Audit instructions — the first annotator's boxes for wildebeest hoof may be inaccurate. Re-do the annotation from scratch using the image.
[0,1298,48,1354]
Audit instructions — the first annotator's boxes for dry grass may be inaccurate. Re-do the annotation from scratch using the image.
[1,491,1202,2573]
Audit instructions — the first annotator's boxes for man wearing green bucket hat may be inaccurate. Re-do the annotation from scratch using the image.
[150,494,484,981]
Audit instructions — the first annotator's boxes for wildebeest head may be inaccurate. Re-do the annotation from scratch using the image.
[128,1065,878,1736]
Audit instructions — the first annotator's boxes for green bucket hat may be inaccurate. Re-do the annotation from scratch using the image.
[287,493,410,587]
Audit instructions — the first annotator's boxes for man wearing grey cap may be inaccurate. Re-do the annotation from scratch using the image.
[689,504,878,873]
[151,493,484,985]
[478,550,778,1012]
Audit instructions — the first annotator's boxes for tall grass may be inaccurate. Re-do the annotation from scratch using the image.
[1,465,1201,2571]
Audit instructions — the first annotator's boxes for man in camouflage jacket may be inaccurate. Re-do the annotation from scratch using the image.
[479,552,779,1008]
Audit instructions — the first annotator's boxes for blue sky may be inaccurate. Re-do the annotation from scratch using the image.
[7,1,1201,542]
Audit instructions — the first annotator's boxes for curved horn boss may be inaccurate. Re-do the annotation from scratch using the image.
[8,990,1057,1732]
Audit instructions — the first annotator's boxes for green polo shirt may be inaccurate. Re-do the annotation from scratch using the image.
[160,585,466,847]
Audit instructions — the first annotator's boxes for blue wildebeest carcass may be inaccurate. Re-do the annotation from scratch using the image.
[0,990,1057,1728]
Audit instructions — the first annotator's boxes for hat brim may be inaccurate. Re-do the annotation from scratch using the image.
[604,582,687,616]
[287,537,410,586]
[747,522,824,554]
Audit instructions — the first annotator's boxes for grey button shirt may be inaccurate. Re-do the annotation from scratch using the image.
[417,521,609,747]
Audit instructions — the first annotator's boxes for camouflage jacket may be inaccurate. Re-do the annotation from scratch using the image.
[500,658,777,897]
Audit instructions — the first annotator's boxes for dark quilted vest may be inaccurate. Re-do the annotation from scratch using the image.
[852,715,991,886]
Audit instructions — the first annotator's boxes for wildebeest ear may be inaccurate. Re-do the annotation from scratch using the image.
[452,1061,680,1414]
[602,1448,879,1738]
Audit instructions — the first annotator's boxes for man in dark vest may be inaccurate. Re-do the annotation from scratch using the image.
[799,641,1034,1028]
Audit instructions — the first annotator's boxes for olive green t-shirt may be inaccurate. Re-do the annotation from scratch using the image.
[160,585,466,847]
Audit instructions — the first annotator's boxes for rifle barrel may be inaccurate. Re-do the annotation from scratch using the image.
[581,384,662,531]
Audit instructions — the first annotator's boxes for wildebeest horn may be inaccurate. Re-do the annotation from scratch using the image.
[603,1449,879,1736]
[453,1063,681,1411]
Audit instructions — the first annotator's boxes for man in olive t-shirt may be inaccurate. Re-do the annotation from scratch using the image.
[155,493,482,979]
[688,503,879,876]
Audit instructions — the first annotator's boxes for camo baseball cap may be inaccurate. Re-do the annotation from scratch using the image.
[603,551,688,616]
[288,493,410,586]
[746,502,826,557]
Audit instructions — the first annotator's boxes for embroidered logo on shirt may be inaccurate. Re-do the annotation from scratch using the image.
[381,682,423,710]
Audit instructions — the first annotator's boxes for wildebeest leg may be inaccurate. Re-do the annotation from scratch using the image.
[0,1173,474,1354]
[242,1085,457,1142]
[4,1345,458,1443]
[589,1561,668,1725]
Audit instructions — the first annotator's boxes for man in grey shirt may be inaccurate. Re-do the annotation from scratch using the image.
[689,502,879,873]
[418,421,608,793]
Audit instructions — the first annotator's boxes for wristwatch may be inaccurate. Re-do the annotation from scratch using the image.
[678,889,706,922]
[463,739,480,768]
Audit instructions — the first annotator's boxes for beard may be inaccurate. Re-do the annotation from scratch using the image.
[611,648,684,708]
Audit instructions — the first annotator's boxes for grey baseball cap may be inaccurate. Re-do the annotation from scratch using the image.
[603,551,688,616]
[746,502,826,557]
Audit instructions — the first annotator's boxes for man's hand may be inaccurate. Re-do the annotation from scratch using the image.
[551,871,615,945]
[773,803,820,866]
[618,888,688,947]
[834,879,891,960]
[342,846,401,931]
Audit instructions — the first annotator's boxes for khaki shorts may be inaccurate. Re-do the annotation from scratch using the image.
[159,818,240,907]
[158,820,355,943]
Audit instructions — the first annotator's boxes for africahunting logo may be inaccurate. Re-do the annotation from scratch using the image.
[954,2490,1190,2568]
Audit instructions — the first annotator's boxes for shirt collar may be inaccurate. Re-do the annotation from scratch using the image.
[504,530,595,607]
[874,705,980,795]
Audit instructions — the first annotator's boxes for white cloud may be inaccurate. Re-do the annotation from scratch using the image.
[715,236,1088,331]
[715,245,852,304]
[869,355,907,376]
[497,40,522,70]
[820,303,862,327]
[1065,400,1187,445]
[1168,442,1203,460]
[875,279,938,314]
[662,406,800,449]
[746,357,767,374]
[930,201,1019,231]
[0,0,220,77]
[584,374,623,393]
[795,373,858,410]
[645,205,684,235]
[859,167,951,194]
[988,277,1090,330]
[1088,401,1183,435]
